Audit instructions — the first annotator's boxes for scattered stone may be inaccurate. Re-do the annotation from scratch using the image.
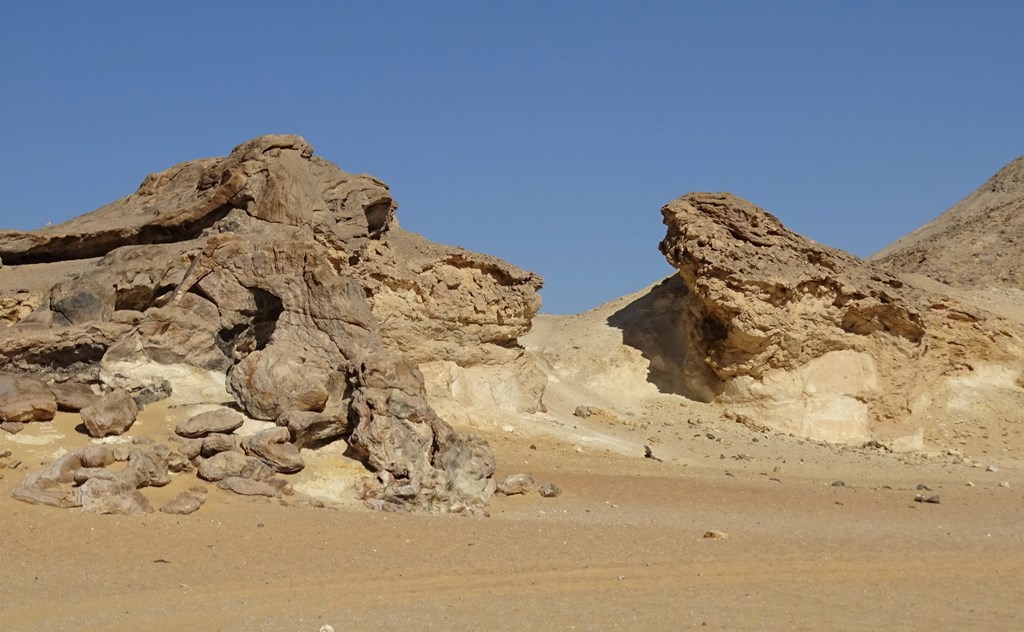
[1,421,27,434]
[644,445,663,462]
[11,445,170,514]
[999,481,1010,488]
[539,482,562,498]
[986,464,999,473]
[916,483,932,491]
[159,487,208,515]
[8,459,22,470]
[80,387,139,437]
[217,476,281,497]
[914,494,941,504]
[831,481,846,487]
[0,372,57,422]
[495,473,538,496]
[703,530,729,540]
[573,405,591,418]
[175,408,244,439]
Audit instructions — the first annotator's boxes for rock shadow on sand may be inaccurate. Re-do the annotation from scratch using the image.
[606,275,718,403]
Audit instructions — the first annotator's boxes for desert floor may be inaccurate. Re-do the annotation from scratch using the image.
[2,401,1023,632]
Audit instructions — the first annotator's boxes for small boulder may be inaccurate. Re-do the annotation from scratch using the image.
[197,450,274,482]
[201,433,239,457]
[49,281,115,325]
[0,372,57,422]
[76,478,153,514]
[495,473,539,496]
[159,487,208,515]
[217,476,282,497]
[80,388,139,437]
[175,408,244,439]
[242,427,304,474]
[278,410,347,449]
[48,382,100,412]
[539,482,562,498]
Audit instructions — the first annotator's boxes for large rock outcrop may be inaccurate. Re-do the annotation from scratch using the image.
[0,134,540,511]
[655,192,1022,441]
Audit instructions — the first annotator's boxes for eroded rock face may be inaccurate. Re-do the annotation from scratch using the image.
[1,134,533,512]
[657,192,1021,440]
[660,193,925,383]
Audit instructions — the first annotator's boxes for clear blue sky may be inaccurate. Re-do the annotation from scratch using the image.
[2,2,1021,314]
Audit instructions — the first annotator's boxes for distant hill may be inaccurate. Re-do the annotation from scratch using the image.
[869,156,1024,288]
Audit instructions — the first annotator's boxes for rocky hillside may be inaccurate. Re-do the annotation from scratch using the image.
[0,134,544,514]
[870,155,1024,288]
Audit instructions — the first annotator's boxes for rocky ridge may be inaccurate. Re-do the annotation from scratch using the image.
[870,156,1024,289]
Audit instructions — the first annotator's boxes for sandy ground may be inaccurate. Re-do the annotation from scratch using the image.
[2,398,1023,632]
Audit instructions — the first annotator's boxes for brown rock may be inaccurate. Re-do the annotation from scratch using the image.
[11,445,168,513]
[659,192,924,384]
[2,422,27,434]
[277,410,347,450]
[241,427,304,474]
[175,409,244,439]
[0,372,57,422]
[159,487,208,515]
[49,281,115,326]
[217,476,281,497]
[76,479,153,515]
[80,387,139,437]
[0,135,517,512]
[48,382,99,412]
[495,473,538,496]
[201,433,239,457]
[196,450,274,482]
[539,482,562,498]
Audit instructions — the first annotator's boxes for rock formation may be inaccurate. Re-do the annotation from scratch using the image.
[0,134,543,513]
[653,192,1023,441]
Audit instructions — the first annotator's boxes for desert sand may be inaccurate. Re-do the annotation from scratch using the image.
[2,400,1022,631]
